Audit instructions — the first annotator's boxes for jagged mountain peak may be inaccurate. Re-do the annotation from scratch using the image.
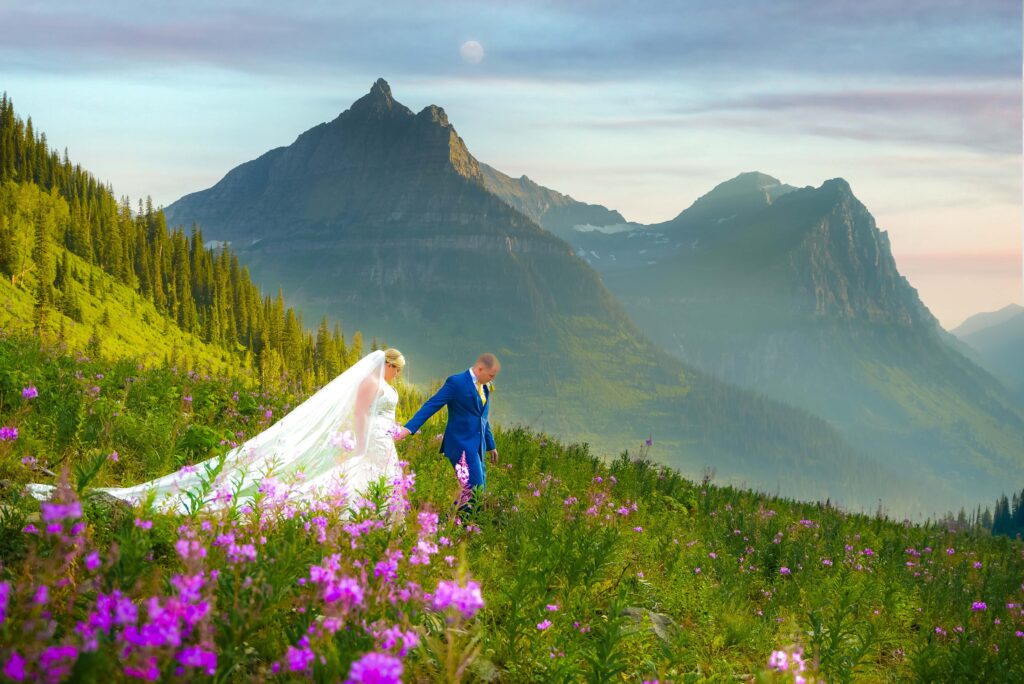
[417,104,450,127]
[757,178,937,328]
[662,171,797,229]
[700,170,797,203]
[715,171,783,191]
[345,78,412,119]
[819,176,852,192]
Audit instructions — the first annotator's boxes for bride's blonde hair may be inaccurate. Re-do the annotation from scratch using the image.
[384,348,406,369]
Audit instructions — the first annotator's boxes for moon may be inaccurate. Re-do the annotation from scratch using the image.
[459,40,485,64]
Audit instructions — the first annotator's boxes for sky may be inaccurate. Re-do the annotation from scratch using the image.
[1,0,1020,328]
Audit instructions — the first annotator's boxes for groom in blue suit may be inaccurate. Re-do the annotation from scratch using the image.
[395,353,500,497]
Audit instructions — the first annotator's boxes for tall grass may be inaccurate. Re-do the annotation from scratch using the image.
[1,334,1022,682]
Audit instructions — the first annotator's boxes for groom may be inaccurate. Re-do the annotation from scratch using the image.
[394,353,500,498]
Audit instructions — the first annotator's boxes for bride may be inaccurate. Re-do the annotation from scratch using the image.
[28,349,406,514]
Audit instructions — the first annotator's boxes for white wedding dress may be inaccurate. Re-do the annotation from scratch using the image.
[28,351,402,513]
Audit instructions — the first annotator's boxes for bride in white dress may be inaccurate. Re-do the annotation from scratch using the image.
[28,349,406,514]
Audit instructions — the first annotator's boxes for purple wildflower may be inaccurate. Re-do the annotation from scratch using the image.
[432,579,484,619]
[537,619,552,631]
[177,646,217,675]
[21,386,38,400]
[779,567,792,576]
[41,501,82,523]
[972,602,987,612]
[768,650,788,672]
[285,637,315,672]
[331,430,356,451]
[0,426,17,441]
[0,581,10,625]
[86,551,102,572]
[345,651,403,684]
[455,453,470,487]
[323,576,364,609]
[39,646,78,681]
[3,651,26,681]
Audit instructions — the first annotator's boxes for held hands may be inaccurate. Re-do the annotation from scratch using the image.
[392,426,412,442]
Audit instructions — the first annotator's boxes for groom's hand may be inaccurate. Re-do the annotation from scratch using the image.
[488,449,499,464]
[393,427,411,442]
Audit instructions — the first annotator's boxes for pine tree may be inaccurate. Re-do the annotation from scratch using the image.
[350,331,363,363]
[992,494,1011,536]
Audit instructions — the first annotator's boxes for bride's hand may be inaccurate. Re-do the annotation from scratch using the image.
[393,427,411,442]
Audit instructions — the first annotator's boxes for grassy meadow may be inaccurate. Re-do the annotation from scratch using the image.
[1,333,1022,683]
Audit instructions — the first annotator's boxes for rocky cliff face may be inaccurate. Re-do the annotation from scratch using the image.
[779,179,937,327]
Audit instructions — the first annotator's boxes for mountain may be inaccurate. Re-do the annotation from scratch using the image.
[656,171,799,228]
[165,79,913,513]
[555,172,1024,512]
[953,304,1024,396]
[550,172,800,273]
[479,162,628,233]
[953,303,1024,338]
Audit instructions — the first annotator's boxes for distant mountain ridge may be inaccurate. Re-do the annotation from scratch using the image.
[166,79,914,513]
[953,304,1024,395]
[953,303,1024,338]
[479,162,627,232]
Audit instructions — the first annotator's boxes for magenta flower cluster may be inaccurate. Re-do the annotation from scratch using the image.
[431,579,485,619]
[345,651,403,684]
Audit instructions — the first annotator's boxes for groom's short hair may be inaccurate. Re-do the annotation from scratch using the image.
[476,353,500,369]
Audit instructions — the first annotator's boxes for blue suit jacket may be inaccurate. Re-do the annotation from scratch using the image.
[405,370,495,464]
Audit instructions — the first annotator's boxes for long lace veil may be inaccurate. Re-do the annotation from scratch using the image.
[27,350,388,513]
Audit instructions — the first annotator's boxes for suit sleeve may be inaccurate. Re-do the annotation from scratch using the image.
[483,386,496,450]
[484,420,496,451]
[405,376,455,434]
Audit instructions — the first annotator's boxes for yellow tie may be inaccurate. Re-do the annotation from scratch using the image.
[477,381,487,406]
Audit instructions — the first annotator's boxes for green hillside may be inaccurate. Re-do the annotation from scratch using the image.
[0,93,364,395]
[1,332,1022,682]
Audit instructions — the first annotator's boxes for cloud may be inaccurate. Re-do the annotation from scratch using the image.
[1,0,1017,84]
[563,81,1021,156]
